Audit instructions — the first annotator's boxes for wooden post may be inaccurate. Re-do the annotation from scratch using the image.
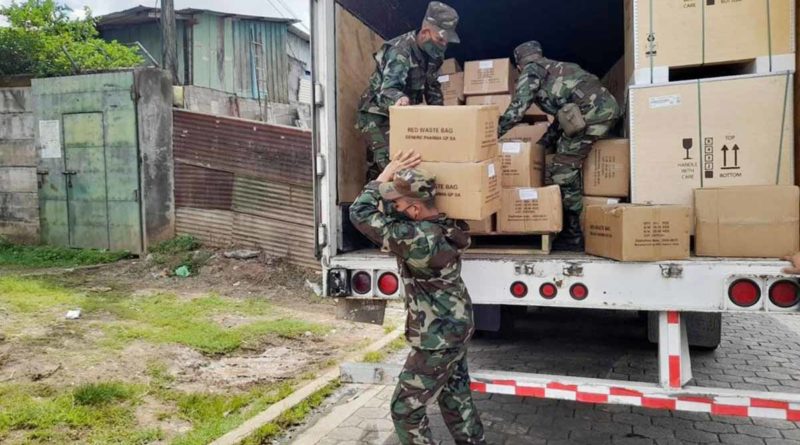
[161,0,179,85]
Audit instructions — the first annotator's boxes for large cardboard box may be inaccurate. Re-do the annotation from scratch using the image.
[499,140,544,188]
[585,205,691,262]
[420,158,501,220]
[629,73,794,215]
[695,186,800,258]
[463,59,518,96]
[438,72,464,106]
[581,196,622,232]
[390,105,499,162]
[584,139,630,198]
[501,122,549,143]
[498,186,563,234]
[465,215,494,235]
[624,0,795,84]
[466,94,547,120]
[440,58,462,75]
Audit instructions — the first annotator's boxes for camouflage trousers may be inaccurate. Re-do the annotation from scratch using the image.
[545,96,619,240]
[391,347,486,445]
[357,112,391,182]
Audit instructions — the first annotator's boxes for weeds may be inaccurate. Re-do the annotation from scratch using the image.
[148,235,200,255]
[73,382,133,406]
[0,240,131,268]
[361,336,408,363]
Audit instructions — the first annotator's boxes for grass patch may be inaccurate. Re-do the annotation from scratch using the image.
[0,276,84,313]
[0,240,130,269]
[148,235,200,255]
[241,380,341,445]
[74,382,133,406]
[361,336,407,363]
[0,382,152,444]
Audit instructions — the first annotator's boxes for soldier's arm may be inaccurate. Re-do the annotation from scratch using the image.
[377,49,412,113]
[425,64,444,106]
[498,71,541,136]
[538,120,561,149]
[349,182,429,260]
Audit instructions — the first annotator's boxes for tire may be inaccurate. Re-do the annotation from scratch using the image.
[646,312,721,350]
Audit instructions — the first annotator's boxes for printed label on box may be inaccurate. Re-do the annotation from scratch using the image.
[438,75,450,83]
[649,95,681,109]
[519,188,539,200]
[502,142,522,154]
[488,163,496,177]
[479,60,494,70]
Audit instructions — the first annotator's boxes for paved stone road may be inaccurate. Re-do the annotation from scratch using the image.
[284,309,800,445]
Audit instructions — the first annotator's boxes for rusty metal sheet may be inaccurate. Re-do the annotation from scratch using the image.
[232,212,317,269]
[174,162,234,210]
[175,207,233,248]
[173,110,312,187]
[232,176,313,227]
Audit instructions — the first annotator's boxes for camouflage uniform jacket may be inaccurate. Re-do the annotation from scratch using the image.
[357,31,444,119]
[498,58,611,141]
[350,182,475,350]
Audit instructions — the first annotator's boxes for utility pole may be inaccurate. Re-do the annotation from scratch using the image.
[161,0,178,84]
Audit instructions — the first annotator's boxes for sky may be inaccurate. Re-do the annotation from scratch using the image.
[0,0,311,31]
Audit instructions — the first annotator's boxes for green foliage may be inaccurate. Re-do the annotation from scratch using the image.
[0,240,131,268]
[148,235,201,255]
[0,0,143,77]
[73,382,134,406]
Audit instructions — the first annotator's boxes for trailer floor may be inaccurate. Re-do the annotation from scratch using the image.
[280,309,800,445]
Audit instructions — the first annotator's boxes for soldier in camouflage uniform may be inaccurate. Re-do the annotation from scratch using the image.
[350,151,487,445]
[356,2,460,182]
[499,41,620,250]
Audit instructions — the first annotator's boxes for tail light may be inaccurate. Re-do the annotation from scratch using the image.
[539,283,558,299]
[352,271,372,295]
[770,280,800,308]
[510,281,528,298]
[729,279,761,307]
[570,283,589,301]
[377,272,400,296]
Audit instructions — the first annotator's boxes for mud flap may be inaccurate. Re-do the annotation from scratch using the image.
[336,299,387,325]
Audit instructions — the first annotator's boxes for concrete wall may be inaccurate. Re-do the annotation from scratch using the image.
[180,85,305,127]
[0,88,38,244]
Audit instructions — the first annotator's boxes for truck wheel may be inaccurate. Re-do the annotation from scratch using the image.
[647,312,722,350]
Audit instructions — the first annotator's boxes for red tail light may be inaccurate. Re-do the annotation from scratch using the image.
[378,272,399,295]
[729,279,761,307]
[352,271,372,295]
[770,281,800,308]
[539,283,558,299]
[510,281,528,298]
[570,283,589,301]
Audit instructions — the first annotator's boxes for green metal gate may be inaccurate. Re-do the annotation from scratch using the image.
[33,72,143,253]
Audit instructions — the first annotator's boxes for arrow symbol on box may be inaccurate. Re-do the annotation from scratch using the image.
[732,144,740,167]
[721,145,729,167]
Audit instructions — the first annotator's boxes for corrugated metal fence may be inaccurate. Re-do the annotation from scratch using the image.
[173,109,316,268]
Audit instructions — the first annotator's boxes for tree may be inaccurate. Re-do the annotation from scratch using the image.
[0,0,143,77]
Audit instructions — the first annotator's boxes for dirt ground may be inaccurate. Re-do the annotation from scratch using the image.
[0,250,401,444]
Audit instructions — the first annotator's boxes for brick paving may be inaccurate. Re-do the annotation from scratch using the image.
[284,310,800,444]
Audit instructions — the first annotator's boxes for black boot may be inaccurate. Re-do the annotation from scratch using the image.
[553,211,584,252]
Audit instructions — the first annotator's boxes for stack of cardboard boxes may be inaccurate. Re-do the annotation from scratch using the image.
[585,0,799,261]
[438,58,464,106]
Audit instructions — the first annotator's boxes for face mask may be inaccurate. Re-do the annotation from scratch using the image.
[422,40,446,61]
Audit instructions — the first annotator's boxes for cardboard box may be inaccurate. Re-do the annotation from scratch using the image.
[438,72,464,106]
[630,73,794,216]
[390,105,499,163]
[501,122,550,143]
[463,58,518,96]
[465,215,494,235]
[465,94,547,120]
[695,186,800,258]
[581,196,622,232]
[584,139,630,198]
[585,205,691,261]
[440,58,462,75]
[498,186,563,234]
[498,140,544,188]
[624,0,795,84]
[420,158,501,220]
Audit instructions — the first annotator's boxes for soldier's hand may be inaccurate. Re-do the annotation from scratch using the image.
[395,97,411,107]
[783,253,800,274]
[377,151,422,183]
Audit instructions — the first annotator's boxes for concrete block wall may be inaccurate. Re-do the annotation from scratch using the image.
[0,88,38,244]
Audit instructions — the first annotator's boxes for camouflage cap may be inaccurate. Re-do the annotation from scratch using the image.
[423,1,460,43]
[379,168,436,201]
[514,41,543,66]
